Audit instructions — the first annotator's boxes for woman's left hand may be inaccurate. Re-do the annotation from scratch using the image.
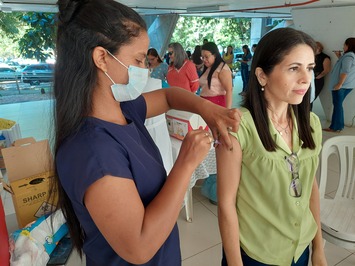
[200,102,242,150]
[333,83,342,91]
[311,247,328,266]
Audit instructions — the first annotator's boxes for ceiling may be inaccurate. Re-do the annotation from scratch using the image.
[1,0,355,18]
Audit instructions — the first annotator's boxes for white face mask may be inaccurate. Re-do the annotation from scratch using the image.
[105,50,149,102]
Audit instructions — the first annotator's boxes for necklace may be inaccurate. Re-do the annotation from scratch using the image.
[271,118,290,136]
[267,107,291,136]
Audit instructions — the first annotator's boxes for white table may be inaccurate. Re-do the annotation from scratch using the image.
[170,137,216,222]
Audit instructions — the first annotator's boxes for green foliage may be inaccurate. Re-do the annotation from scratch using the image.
[0,12,56,62]
[0,12,20,37]
[17,12,56,62]
[0,12,251,63]
[232,61,241,72]
[0,12,22,59]
[170,16,251,53]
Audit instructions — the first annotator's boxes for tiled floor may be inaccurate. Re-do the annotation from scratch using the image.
[1,77,355,265]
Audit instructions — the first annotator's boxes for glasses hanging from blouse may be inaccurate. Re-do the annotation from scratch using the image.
[285,153,302,197]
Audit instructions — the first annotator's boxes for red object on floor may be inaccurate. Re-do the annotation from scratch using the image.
[0,197,10,266]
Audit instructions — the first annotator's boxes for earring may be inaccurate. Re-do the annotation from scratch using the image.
[261,87,265,91]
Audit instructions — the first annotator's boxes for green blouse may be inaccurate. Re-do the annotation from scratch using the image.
[229,107,322,265]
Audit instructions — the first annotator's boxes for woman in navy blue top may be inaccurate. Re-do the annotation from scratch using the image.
[52,1,241,265]
[238,45,252,93]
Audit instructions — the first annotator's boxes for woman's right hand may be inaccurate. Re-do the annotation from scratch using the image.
[175,129,212,171]
[333,50,342,58]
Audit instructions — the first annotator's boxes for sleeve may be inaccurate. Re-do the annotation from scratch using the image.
[228,109,251,151]
[186,61,200,93]
[56,130,133,206]
[341,53,355,74]
[222,63,232,73]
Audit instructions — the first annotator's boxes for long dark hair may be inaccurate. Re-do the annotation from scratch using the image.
[243,28,317,151]
[201,42,226,89]
[51,0,146,255]
[192,45,202,65]
[242,44,251,58]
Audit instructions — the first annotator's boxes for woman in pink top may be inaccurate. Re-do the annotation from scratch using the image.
[199,42,233,108]
[200,42,233,206]
[167,42,199,93]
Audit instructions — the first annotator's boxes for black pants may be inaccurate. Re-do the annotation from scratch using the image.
[311,78,325,110]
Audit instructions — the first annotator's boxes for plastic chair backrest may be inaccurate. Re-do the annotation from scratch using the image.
[319,135,355,200]
[0,197,10,265]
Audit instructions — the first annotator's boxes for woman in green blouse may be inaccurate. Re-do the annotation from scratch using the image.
[217,28,327,266]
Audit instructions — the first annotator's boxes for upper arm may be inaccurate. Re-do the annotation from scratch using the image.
[84,175,145,260]
[323,58,331,74]
[216,135,242,207]
[219,68,233,93]
[142,89,170,118]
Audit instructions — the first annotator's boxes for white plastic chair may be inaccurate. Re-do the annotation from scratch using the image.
[319,135,355,250]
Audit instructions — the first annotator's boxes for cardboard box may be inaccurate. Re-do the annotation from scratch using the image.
[0,149,5,169]
[1,137,56,228]
[166,109,208,140]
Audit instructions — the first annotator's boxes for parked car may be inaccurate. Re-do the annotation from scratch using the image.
[0,67,21,81]
[234,52,243,60]
[233,48,243,60]
[21,63,54,85]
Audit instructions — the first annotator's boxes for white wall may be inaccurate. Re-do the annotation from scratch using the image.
[250,18,263,46]
[292,6,355,127]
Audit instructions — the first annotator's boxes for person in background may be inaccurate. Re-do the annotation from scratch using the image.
[164,51,170,65]
[186,50,192,60]
[147,48,168,81]
[199,42,233,204]
[200,42,233,108]
[312,41,331,109]
[323,37,355,132]
[167,42,199,93]
[238,44,252,94]
[217,28,327,266]
[223,45,234,71]
[251,43,257,54]
[51,0,241,265]
[191,45,204,77]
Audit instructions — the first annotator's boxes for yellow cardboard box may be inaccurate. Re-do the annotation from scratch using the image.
[1,137,56,228]
[0,118,22,147]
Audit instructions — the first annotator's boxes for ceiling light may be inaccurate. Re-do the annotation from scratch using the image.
[187,5,229,12]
